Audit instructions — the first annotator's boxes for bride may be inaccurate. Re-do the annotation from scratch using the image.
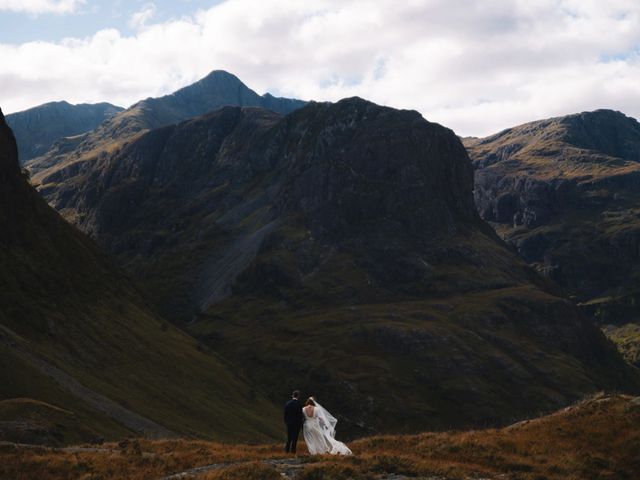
[302,397,352,455]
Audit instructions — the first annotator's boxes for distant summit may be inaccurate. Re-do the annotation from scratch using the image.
[29,70,306,183]
[558,109,640,162]
[138,70,306,122]
[6,101,123,163]
[468,109,640,170]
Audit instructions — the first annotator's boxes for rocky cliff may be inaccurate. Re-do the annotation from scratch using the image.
[36,98,640,436]
[467,111,640,298]
[467,110,640,366]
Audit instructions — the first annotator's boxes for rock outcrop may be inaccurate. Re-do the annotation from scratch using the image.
[0,109,20,180]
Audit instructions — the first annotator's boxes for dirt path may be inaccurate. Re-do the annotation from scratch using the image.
[156,457,464,480]
[157,457,306,480]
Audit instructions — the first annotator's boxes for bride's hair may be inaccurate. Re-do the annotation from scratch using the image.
[305,397,316,406]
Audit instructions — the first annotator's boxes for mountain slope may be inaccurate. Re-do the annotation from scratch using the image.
[0,107,280,445]
[6,101,123,163]
[29,70,305,189]
[35,98,640,436]
[466,110,640,365]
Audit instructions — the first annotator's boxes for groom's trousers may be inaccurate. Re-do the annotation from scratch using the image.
[285,423,302,453]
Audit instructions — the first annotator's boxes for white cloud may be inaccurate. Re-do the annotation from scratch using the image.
[128,3,156,31]
[0,0,84,14]
[1,0,640,136]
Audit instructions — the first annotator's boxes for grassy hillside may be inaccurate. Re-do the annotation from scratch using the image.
[2,393,638,480]
[0,107,281,444]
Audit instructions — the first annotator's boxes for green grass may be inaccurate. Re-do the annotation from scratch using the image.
[192,276,636,437]
[0,342,130,443]
[603,323,640,367]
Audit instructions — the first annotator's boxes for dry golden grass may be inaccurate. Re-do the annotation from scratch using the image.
[2,393,638,480]
[0,439,289,480]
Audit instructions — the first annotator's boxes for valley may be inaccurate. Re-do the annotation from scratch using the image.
[0,106,282,445]
[9,78,637,437]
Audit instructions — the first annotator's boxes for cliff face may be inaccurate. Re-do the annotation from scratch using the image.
[37,98,639,436]
[467,110,640,367]
[272,98,480,235]
[50,98,517,314]
[0,106,281,445]
[467,110,640,299]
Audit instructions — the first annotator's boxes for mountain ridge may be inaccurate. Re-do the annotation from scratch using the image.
[28,70,306,186]
[6,101,124,163]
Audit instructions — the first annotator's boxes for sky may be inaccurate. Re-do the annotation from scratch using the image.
[1,0,639,137]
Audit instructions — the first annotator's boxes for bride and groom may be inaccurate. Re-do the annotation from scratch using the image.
[284,390,352,455]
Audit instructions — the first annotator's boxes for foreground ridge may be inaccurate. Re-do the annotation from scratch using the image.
[2,393,638,480]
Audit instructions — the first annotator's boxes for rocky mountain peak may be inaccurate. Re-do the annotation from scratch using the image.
[273,97,480,236]
[130,69,306,121]
[559,109,640,161]
[194,69,246,87]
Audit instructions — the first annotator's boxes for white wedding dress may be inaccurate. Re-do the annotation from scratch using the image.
[302,400,352,455]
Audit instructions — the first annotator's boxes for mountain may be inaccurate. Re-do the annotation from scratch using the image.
[466,110,640,365]
[0,107,281,445]
[31,97,640,436]
[6,101,123,163]
[28,70,306,186]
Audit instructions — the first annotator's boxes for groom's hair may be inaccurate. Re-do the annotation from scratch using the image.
[292,390,300,399]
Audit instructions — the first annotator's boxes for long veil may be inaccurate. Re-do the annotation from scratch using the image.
[313,399,339,438]
[311,398,352,455]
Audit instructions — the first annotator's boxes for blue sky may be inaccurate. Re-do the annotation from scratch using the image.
[1,0,640,136]
[0,1,221,44]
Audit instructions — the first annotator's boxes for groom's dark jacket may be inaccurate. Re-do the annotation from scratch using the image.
[284,398,304,425]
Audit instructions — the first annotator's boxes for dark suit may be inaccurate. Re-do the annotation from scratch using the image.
[284,398,304,453]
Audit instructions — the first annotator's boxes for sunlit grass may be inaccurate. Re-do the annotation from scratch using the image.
[2,394,638,480]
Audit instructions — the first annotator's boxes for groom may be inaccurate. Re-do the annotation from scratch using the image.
[284,390,304,454]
